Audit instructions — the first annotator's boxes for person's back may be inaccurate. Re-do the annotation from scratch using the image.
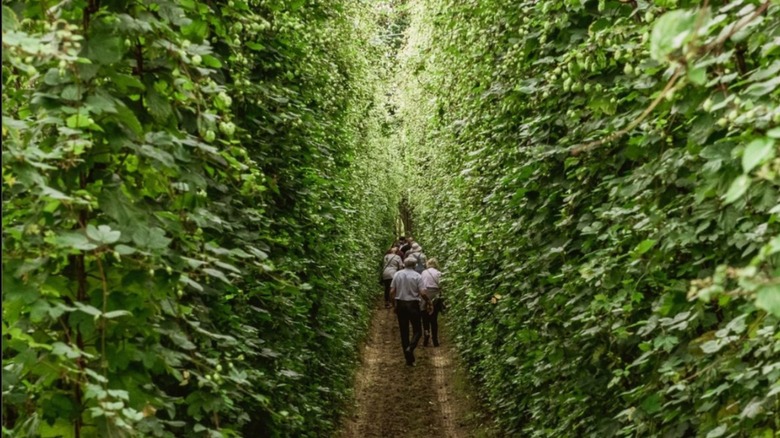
[381,250,403,308]
[420,267,441,300]
[392,267,423,301]
[382,253,402,279]
[408,243,426,273]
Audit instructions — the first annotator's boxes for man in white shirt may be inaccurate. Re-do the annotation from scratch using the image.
[390,257,431,366]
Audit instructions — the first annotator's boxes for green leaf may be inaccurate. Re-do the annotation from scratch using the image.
[706,425,727,438]
[103,310,132,319]
[114,244,137,255]
[633,239,657,257]
[132,227,171,250]
[650,10,697,61]
[74,302,102,317]
[111,74,145,92]
[39,419,76,438]
[86,93,118,114]
[107,389,130,400]
[180,274,204,291]
[61,85,83,101]
[723,175,750,204]
[700,340,723,354]
[213,260,241,274]
[246,42,265,51]
[146,89,173,121]
[159,3,191,26]
[102,401,124,411]
[84,368,107,383]
[114,103,143,137]
[66,113,92,129]
[182,19,208,39]
[755,284,780,317]
[202,268,231,284]
[2,6,19,31]
[41,186,73,201]
[740,399,764,419]
[84,383,108,400]
[742,137,776,173]
[138,144,175,167]
[87,37,124,65]
[745,76,780,97]
[202,55,222,68]
[55,233,98,251]
[641,393,662,414]
[77,62,100,81]
[51,342,82,359]
[687,66,706,85]
[86,224,121,245]
[99,189,142,227]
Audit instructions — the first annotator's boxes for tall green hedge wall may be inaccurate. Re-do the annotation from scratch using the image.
[2,1,399,436]
[398,0,779,436]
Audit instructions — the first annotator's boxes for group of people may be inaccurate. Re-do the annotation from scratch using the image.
[380,236,444,367]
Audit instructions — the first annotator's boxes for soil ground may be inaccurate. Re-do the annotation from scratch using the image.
[338,303,498,438]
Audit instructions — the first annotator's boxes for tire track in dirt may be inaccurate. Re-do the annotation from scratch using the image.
[432,347,462,438]
[339,304,477,438]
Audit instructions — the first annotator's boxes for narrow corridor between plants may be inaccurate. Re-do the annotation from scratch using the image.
[3,0,779,436]
[339,304,492,438]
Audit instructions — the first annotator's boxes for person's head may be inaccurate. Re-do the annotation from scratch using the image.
[398,236,406,243]
[404,257,416,268]
[411,243,421,252]
[426,258,439,269]
[390,247,398,254]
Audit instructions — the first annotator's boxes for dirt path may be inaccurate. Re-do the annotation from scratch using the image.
[339,305,490,438]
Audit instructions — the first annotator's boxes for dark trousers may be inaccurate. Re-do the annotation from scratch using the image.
[396,300,422,364]
[382,279,392,304]
[422,306,439,345]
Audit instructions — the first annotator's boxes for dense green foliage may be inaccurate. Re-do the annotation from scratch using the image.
[2,1,399,436]
[5,0,780,436]
[398,0,780,436]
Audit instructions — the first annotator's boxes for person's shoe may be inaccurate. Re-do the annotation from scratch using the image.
[423,336,429,347]
[433,339,440,347]
[405,347,415,365]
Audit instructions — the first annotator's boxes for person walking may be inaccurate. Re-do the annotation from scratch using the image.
[407,243,427,274]
[398,236,409,259]
[420,258,442,347]
[390,257,431,366]
[381,247,403,309]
